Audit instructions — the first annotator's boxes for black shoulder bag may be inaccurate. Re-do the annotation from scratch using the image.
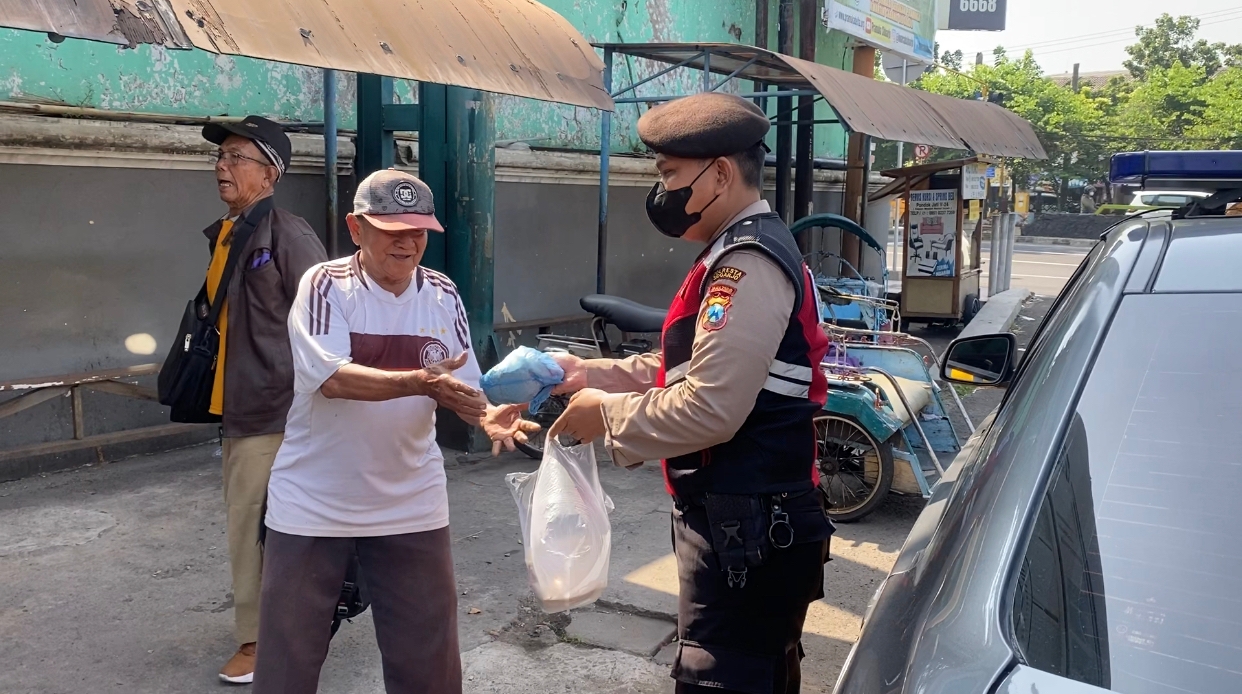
[158,198,274,423]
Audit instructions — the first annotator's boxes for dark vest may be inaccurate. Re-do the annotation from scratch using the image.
[657,212,830,499]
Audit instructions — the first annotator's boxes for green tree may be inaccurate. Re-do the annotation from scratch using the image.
[1189,66,1242,149]
[1124,14,1242,80]
[913,50,1110,204]
[1113,62,1209,147]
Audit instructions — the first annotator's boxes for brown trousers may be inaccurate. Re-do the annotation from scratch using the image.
[253,527,462,694]
[222,433,283,645]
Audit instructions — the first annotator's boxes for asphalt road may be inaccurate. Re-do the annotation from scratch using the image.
[981,243,1089,299]
[888,241,1090,300]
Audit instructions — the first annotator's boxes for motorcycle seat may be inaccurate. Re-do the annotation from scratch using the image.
[580,294,667,334]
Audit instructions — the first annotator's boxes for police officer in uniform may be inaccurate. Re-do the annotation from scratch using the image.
[549,92,834,694]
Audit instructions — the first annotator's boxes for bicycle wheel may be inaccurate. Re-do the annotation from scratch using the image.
[815,414,894,522]
[514,394,568,460]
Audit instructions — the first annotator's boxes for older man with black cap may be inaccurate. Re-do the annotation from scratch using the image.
[198,115,328,683]
[549,92,835,694]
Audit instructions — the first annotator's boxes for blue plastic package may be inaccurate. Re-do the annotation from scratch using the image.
[481,346,565,413]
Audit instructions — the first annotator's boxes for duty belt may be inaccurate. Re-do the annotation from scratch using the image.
[694,493,801,589]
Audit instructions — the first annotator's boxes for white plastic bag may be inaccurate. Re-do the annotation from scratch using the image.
[506,440,614,613]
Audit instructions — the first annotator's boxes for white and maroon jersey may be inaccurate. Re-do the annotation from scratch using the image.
[266,253,480,538]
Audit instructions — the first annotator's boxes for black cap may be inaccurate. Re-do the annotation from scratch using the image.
[203,116,292,178]
[638,92,771,159]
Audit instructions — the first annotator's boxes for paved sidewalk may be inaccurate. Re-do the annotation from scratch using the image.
[0,293,1061,693]
[0,435,921,694]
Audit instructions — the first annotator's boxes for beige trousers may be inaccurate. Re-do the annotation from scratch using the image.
[222,433,284,645]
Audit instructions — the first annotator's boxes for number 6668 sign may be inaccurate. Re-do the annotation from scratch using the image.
[948,0,1006,31]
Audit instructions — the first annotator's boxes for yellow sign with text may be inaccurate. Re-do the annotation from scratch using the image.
[1015,191,1030,214]
[968,199,981,221]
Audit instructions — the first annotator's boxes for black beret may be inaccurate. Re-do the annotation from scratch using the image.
[638,92,771,158]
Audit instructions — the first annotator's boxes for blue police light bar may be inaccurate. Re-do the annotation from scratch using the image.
[1111,150,1242,189]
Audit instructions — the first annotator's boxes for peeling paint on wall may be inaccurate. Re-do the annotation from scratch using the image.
[0,0,852,156]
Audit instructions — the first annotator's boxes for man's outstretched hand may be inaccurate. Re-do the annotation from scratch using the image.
[414,352,487,419]
[480,404,542,456]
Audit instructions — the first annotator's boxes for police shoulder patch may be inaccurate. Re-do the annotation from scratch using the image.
[706,282,736,297]
[700,293,732,332]
[710,266,746,284]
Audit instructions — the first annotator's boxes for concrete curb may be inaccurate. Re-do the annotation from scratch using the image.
[982,233,1098,248]
[960,288,1033,339]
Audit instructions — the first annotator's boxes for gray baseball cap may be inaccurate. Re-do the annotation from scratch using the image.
[353,168,444,232]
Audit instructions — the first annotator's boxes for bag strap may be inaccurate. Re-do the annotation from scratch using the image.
[206,196,275,327]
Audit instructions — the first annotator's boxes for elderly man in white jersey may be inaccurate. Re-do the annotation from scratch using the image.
[252,169,537,694]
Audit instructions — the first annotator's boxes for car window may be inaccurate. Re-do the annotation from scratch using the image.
[1151,195,1194,207]
[1006,238,1104,388]
[1154,220,1242,293]
[1010,292,1242,693]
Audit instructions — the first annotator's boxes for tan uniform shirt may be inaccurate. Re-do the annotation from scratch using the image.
[586,200,797,468]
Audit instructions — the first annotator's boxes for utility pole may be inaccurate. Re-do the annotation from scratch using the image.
[841,42,876,269]
[1071,63,1080,92]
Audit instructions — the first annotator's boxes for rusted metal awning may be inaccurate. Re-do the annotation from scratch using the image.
[914,94,1045,160]
[594,43,1046,159]
[783,55,967,152]
[0,0,191,47]
[0,0,612,110]
[166,0,611,110]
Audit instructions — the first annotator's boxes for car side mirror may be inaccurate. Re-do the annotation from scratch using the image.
[941,333,1018,387]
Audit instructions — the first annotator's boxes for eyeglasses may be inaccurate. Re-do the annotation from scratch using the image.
[210,150,271,167]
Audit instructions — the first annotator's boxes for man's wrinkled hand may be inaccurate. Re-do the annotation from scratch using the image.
[547,388,607,444]
[414,352,487,419]
[550,352,588,395]
[481,404,541,456]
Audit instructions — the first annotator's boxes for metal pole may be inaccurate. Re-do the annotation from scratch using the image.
[1004,212,1018,293]
[895,61,907,169]
[754,0,769,114]
[323,69,339,258]
[445,86,497,452]
[994,213,1006,295]
[998,214,1010,294]
[418,83,448,272]
[793,0,816,227]
[355,73,394,179]
[597,49,614,295]
[988,206,1001,298]
[775,0,794,222]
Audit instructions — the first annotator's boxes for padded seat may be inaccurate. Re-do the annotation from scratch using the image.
[870,375,933,425]
[580,294,667,334]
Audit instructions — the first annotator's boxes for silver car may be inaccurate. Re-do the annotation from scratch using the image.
[834,202,1242,692]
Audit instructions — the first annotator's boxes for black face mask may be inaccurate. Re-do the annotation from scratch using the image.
[645,161,721,238]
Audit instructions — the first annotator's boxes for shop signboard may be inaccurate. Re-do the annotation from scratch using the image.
[824,0,936,63]
[962,162,988,200]
[943,0,1007,31]
[907,189,958,277]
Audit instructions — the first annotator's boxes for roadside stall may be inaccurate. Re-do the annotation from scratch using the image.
[869,157,999,327]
